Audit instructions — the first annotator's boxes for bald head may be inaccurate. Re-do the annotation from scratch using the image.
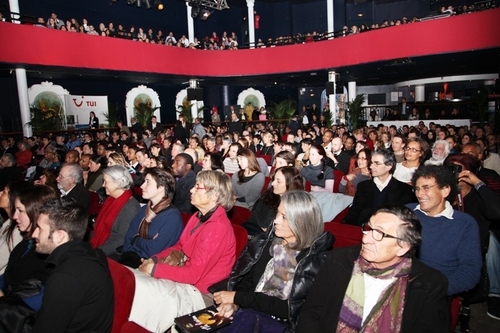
[331,137,343,154]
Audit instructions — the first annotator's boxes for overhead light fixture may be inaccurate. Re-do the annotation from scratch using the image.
[200,9,212,20]
[127,0,151,9]
[358,13,363,17]
[154,0,163,10]
[186,0,229,11]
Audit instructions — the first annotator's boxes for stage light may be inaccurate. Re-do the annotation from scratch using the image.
[154,0,164,10]
[200,9,211,20]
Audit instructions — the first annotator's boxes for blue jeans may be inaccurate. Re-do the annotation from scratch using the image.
[486,231,500,295]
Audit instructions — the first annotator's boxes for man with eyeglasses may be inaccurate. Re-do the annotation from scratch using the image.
[408,165,482,295]
[344,149,415,226]
[56,163,91,211]
[297,205,449,333]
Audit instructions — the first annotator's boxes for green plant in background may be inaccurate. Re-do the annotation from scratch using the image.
[103,102,119,128]
[27,106,65,132]
[323,108,333,128]
[269,98,297,120]
[134,102,159,126]
[347,94,365,130]
[177,99,193,124]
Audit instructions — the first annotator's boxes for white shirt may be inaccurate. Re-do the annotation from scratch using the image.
[363,273,395,323]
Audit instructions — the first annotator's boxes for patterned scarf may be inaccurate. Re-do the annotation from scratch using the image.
[256,238,301,300]
[336,256,412,333]
[138,197,172,239]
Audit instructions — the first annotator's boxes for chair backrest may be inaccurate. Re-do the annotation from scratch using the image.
[231,224,248,257]
[261,176,271,194]
[88,191,102,217]
[180,212,192,227]
[228,206,252,226]
[260,154,272,166]
[324,222,363,248]
[331,206,350,224]
[304,180,312,192]
[107,258,136,333]
[333,170,344,193]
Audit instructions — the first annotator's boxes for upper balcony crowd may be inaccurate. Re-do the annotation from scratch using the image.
[0,1,497,50]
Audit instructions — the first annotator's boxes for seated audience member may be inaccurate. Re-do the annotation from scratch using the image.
[409,165,482,295]
[391,133,406,164]
[339,148,371,196]
[300,144,334,192]
[296,138,313,167]
[393,137,429,184]
[476,137,500,176]
[64,150,80,164]
[39,145,60,169]
[232,148,265,209]
[171,153,196,213]
[328,137,351,175]
[0,154,19,190]
[242,166,303,238]
[0,181,32,274]
[462,143,500,195]
[444,153,500,316]
[424,140,450,166]
[15,141,33,169]
[85,155,107,192]
[214,191,334,332]
[273,150,295,170]
[0,185,58,325]
[31,199,114,333]
[133,171,236,332]
[184,147,203,174]
[223,143,242,175]
[90,165,140,257]
[202,152,224,172]
[57,163,91,212]
[34,168,59,192]
[122,168,183,268]
[344,149,415,226]
[297,205,449,333]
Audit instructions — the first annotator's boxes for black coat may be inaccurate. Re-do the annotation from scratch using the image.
[227,228,335,331]
[33,240,114,333]
[296,246,450,333]
[64,183,91,212]
[344,177,415,226]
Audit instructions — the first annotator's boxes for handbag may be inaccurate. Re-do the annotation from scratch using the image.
[160,250,187,266]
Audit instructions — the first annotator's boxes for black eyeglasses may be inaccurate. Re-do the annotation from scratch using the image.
[361,223,403,242]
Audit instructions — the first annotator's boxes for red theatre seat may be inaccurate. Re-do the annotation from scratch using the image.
[324,222,363,248]
[228,206,252,226]
[333,170,344,193]
[88,191,102,217]
[231,224,249,258]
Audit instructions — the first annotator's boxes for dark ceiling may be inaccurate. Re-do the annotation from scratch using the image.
[1,46,498,89]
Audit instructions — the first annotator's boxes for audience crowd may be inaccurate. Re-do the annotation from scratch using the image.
[0,103,499,331]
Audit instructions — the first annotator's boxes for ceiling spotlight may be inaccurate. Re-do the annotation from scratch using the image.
[200,9,211,20]
[191,5,201,19]
[154,0,163,10]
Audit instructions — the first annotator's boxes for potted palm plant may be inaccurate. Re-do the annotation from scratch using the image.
[347,94,365,131]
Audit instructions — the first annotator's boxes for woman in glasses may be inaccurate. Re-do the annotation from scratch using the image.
[393,137,429,184]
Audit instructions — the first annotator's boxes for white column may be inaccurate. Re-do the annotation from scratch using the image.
[415,85,425,102]
[348,81,356,102]
[9,0,20,23]
[186,2,195,43]
[189,79,199,121]
[327,0,334,39]
[247,0,255,48]
[328,71,337,125]
[10,0,30,135]
[16,68,32,137]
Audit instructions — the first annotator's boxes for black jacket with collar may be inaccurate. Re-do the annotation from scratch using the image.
[227,227,335,331]
[296,245,450,333]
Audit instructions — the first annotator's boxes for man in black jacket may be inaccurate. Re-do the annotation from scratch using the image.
[344,149,415,226]
[32,199,113,333]
[297,205,449,333]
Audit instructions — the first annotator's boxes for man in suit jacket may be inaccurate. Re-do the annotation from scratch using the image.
[146,115,163,136]
[56,163,91,212]
[328,137,351,175]
[228,112,243,135]
[399,97,411,120]
[344,149,415,226]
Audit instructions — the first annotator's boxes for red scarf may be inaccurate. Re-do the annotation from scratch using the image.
[90,190,133,249]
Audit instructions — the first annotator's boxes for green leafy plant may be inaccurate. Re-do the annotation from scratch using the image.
[103,102,119,128]
[27,106,65,133]
[323,109,333,128]
[347,94,366,130]
[177,100,193,124]
[134,102,159,126]
[269,98,297,120]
